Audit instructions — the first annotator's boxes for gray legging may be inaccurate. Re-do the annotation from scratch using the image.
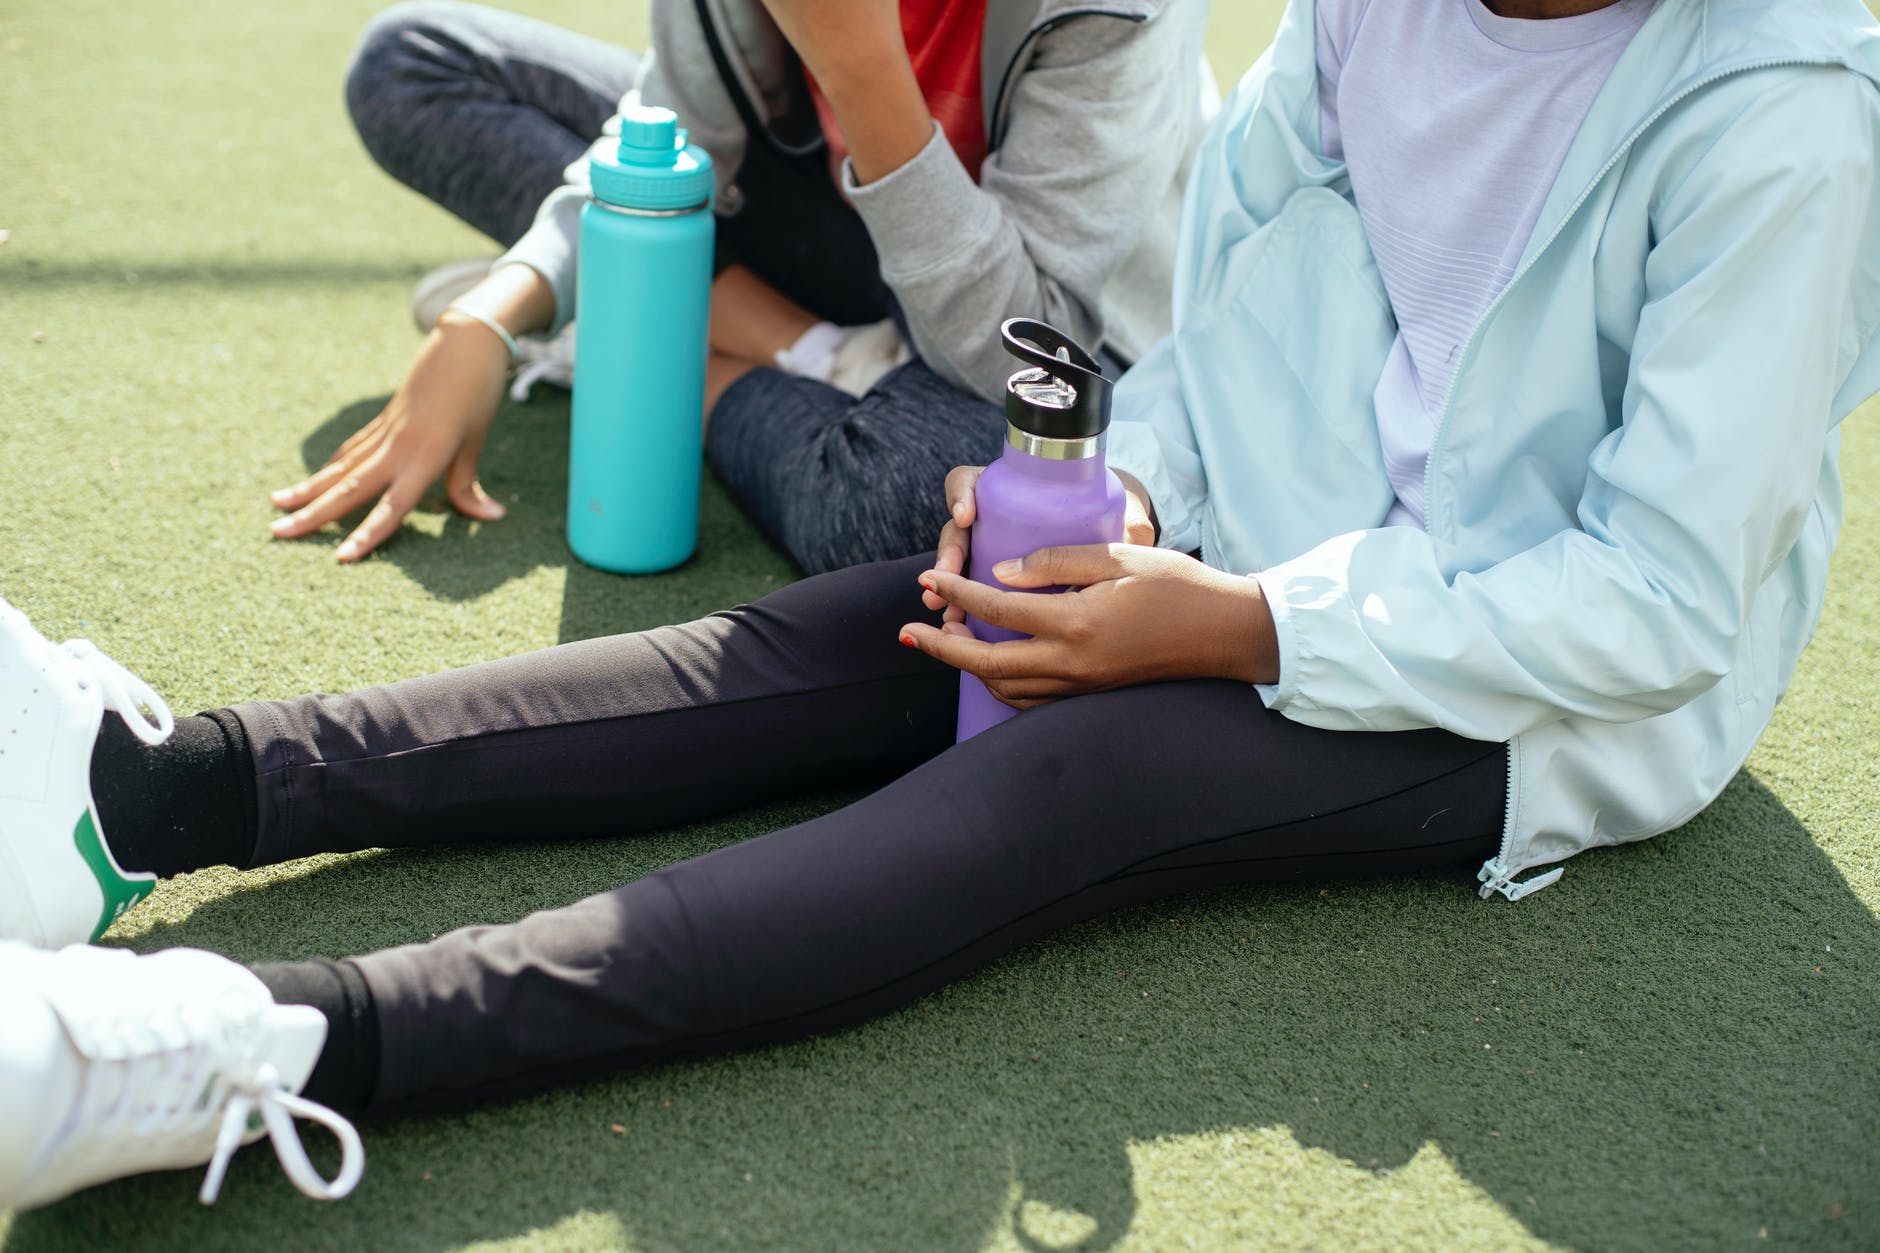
[345,0,1011,574]
[222,555,1508,1110]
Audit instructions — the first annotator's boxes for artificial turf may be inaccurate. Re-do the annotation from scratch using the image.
[1,1,1876,1248]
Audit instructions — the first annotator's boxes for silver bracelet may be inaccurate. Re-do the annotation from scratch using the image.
[441,302,520,364]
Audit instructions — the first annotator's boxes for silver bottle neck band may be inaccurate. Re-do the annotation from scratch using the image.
[1007,422,1103,462]
[587,195,712,218]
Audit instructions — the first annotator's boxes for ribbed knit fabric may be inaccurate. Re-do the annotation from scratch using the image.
[251,958,382,1112]
[1315,0,1650,525]
[89,709,257,876]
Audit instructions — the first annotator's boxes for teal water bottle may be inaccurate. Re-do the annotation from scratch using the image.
[567,104,715,573]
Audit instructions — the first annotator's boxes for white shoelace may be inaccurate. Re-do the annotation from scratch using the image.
[200,1063,365,1205]
[509,324,576,402]
[70,1027,364,1205]
[509,355,567,402]
[61,640,174,746]
[30,627,364,1203]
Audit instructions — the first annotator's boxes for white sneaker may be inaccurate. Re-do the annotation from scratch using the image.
[508,318,576,401]
[0,599,173,948]
[0,942,364,1210]
[409,257,497,333]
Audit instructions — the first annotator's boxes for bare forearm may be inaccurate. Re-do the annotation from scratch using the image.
[1200,567,1280,687]
[756,0,932,186]
[816,59,932,185]
[444,262,557,338]
[708,265,819,361]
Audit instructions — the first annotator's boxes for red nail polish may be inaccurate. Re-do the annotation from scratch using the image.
[899,634,917,648]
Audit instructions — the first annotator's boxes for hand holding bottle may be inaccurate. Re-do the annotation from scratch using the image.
[903,544,1280,706]
[916,319,1225,723]
[922,465,1157,625]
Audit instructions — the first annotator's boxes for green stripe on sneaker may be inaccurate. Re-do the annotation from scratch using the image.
[73,810,152,939]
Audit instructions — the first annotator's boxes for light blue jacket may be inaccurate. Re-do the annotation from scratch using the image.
[1106,0,1880,900]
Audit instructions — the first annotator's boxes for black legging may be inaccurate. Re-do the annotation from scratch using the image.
[160,555,1508,1110]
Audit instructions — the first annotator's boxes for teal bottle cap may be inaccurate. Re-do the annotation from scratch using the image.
[617,106,678,163]
[590,104,714,212]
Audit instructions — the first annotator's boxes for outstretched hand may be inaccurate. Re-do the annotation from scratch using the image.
[268,318,510,562]
[270,263,552,562]
[902,543,1279,708]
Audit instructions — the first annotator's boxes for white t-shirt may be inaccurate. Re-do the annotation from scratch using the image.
[1317,0,1652,528]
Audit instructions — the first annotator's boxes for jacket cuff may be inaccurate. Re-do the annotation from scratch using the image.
[843,123,1000,281]
[1252,567,1306,710]
[496,186,584,335]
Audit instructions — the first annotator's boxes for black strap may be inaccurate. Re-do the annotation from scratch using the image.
[692,0,821,158]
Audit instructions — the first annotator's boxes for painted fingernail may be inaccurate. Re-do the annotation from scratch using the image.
[993,558,1022,579]
[899,634,917,648]
[917,573,935,591]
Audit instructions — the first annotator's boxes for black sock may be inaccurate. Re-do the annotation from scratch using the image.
[88,709,257,876]
[251,958,382,1112]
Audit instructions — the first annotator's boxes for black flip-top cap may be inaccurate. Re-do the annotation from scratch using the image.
[1001,318,1112,441]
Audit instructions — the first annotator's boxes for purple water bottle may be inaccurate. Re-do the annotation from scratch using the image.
[957,319,1127,741]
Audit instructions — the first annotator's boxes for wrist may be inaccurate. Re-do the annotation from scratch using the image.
[449,262,556,337]
[820,65,931,186]
[1211,570,1279,686]
[428,314,520,395]
[799,19,916,103]
[437,305,519,365]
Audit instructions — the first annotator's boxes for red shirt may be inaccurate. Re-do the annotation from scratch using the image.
[805,0,991,187]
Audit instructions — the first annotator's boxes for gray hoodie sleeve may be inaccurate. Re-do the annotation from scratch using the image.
[846,10,1200,401]
[496,158,590,336]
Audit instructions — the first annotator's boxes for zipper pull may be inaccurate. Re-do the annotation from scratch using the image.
[1476,858,1564,902]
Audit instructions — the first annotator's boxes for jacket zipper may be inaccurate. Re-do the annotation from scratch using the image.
[693,0,823,158]
[1420,57,1838,902]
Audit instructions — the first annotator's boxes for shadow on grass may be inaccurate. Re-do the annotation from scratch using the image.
[5,774,1874,1250]
[0,259,441,289]
[288,396,797,637]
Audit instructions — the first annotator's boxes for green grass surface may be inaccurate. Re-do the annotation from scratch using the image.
[2,2,1877,1248]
